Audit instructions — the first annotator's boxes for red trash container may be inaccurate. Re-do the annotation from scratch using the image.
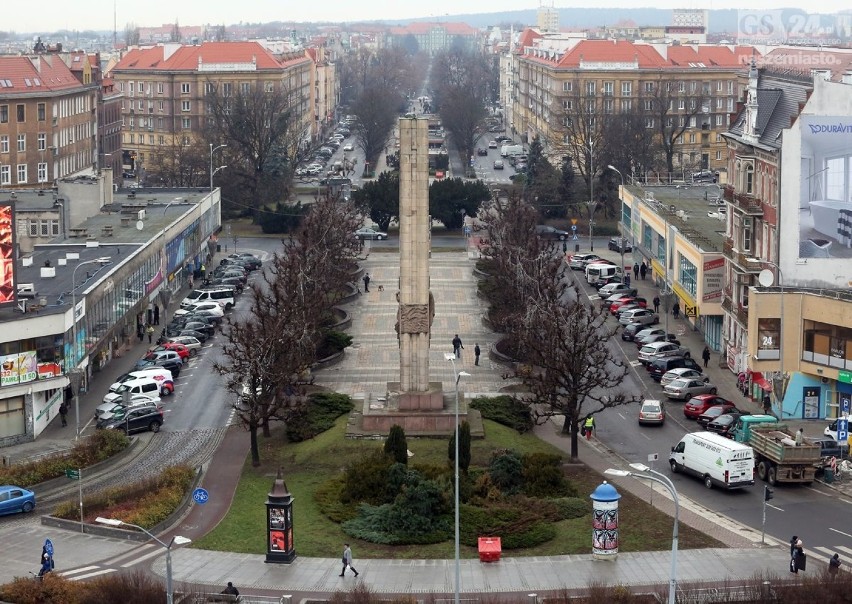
[478,536,502,562]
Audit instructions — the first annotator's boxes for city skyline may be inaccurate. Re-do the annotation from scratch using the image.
[5,0,852,36]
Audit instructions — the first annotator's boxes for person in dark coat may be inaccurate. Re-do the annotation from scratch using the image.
[653,296,661,314]
[153,305,160,326]
[639,262,647,280]
[58,402,68,427]
[702,346,711,368]
[221,582,240,596]
[829,553,841,577]
[633,263,640,279]
[474,343,481,366]
[672,301,680,319]
[790,539,804,573]
[362,273,370,292]
[452,334,464,359]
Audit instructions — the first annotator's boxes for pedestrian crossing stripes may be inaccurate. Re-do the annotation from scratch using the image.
[57,544,164,580]
[57,566,117,581]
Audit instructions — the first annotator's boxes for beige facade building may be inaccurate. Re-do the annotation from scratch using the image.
[0,54,99,189]
[109,42,314,174]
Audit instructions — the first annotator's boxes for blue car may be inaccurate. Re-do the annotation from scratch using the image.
[0,485,36,516]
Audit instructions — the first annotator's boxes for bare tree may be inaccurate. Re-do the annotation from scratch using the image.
[350,86,399,173]
[146,138,207,187]
[647,77,709,175]
[170,20,181,43]
[124,23,140,46]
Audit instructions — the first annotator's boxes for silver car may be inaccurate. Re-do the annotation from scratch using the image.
[619,308,659,326]
[94,394,161,420]
[660,367,704,387]
[354,227,388,240]
[638,341,690,365]
[664,377,717,401]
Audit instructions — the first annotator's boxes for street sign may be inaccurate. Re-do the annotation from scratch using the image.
[842,396,851,414]
[65,469,80,480]
[838,418,848,443]
[684,305,697,317]
[193,487,209,505]
[572,234,578,241]
[571,225,577,231]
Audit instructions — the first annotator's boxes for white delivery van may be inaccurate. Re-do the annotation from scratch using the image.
[585,262,622,285]
[500,144,524,158]
[108,369,174,396]
[103,377,173,404]
[181,288,235,310]
[669,431,755,490]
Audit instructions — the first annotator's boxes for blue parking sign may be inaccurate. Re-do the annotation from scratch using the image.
[838,418,848,443]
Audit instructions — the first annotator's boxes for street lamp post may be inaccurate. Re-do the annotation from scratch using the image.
[605,464,679,604]
[209,143,227,191]
[444,352,470,604]
[587,133,596,252]
[70,257,111,439]
[96,517,190,604]
[607,165,626,272]
[748,258,785,414]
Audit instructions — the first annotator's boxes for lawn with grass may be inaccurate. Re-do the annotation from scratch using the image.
[192,417,722,558]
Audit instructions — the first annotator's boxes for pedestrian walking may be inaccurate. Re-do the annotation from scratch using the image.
[583,415,595,440]
[153,305,160,326]
[763,395,772,415]
[137,324,144,343]
[702,346,711,368]
[339,543,359,577]
[633,263,640,280]
[672,301,680,319]
[58,402,68,427]
[363,273,370,293]
[452,334,464,359]
[790,539,805,573]
[220,582,240,597]
[653,295,661,314]
[146,323,154,344]
[640,262,647,280]
[790,535,799,558]
[474,343,481,366]
[624,273,631,287]
[829,553,841,577]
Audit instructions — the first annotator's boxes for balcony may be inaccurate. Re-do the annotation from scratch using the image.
[723,185,763,215]
[721,297,750,326]
[722,239,762,272]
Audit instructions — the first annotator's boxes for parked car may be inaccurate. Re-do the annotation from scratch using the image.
[493,159,504,170]
[638,400,666,426]
[698,406,742,428]
[98,404,164,434]
[664,377,716,401]
[488,140,498,149]
[647,356,703,382]
[164,336,202,354]
[706,413,742,437]
[610,297,647,315]
[638,341,691,365]
[146,343,191,361]
[634,327,677,346]
[683,395,733,419]
[210,277,244,293]
[179,329,209,343]
[638,333,681,347]
[621,322,646,342]
[476,147,488,156]
[0,485,36,516]
[535,225,570,240]
[355,227,388,240]
[568,253,601,270]
[135,357,182,378]
[599,282,637,298]
[136,350,183,370]
[592,275,625,290]
[805,436,848,460]
[608,237,633,252]
[660,367,704,387]
[619,308,659,326]
[95,394,161,421]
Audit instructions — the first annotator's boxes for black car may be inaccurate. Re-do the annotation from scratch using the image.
[98,404,164,434]
[535,225,570,241]
[592,275,625,290]
[621,322,646,341]
[181,321,215,337]
[706,413,742,437]
[608,237,633,252]
[210,278,244,293]
[179,329,209,343]
[647,356,703,382]
[221,257,260,271]
[135,358,182,379]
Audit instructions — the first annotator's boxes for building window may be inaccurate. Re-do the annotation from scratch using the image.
[37,162,47,182]
[16,104,25,122]
[205,82,215,95]
[138,100,144,111]
[688,133,696,144]
[181,83,190,94]
[562,81,572,92]
[17,164,27,183]
[158,82,164,94]
[0,165,9,185]
[742,220,752,252]
[646,118,654,129]
[181,100,191,112]
[621,99,632,112]
[0,105,8,123]
[137,81,143,94]
[644,81,655,93]
[678,254,698,297]
[586,81,595,95]
[265,82,274,93]
[643,99,653,111]
[158,136,165,145]
[716,151,722,161]
[182,117,191,129]
[129,82,134,95]
[603,99,614,114]
[28,220,38,236]
[158,101,165,112]
[716,133,723,142]
[562,99,573,110]
[715,114,725,126]
[241,82,251,95]
[0,135,6,153]
[149,135,154,145]
[602,81,614,97]
[158,117,164,129]
[745,164,754,194]
[17,134,25,152]
[38,103,46,121]
[222,83,232,97]
[727,81,734,94]
[621,81,632,97]
[40,220,50,236]
[51,219,60,236]
[38,133,46,150]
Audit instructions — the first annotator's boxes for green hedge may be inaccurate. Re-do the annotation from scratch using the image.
[469,395,533,433]
[286,392,354,442]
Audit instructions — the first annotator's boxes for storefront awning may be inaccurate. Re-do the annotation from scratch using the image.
[753,372,772,390]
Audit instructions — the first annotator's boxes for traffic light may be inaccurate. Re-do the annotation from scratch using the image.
[764,486,774,501]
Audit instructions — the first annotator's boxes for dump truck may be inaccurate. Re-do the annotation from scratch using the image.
[730,415,821,485]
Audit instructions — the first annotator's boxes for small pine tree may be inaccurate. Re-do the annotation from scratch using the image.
[384,424,408,465]
[458,421,471,472]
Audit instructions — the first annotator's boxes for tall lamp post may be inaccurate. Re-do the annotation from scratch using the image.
[605,463,679,604]
[70,257,111,439]
[607,165,626,272]
[96,517,190,604]
[209,143,227,191]
[748,258,785,414]
[444,352,470,604]
[587,132,596,251]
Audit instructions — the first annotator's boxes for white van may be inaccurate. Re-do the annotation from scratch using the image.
[108,370,175,396]
[103,377,173,404]
[669,431,755,490]
[585,262,622,285]
[500,144,523,158]
[181,288,235,310]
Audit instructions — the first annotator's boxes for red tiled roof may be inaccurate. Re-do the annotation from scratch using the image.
[556,40,667,68]
[0,55,87,94]
[666,45,756,67]
[516,28,542,51]
[113,42,298,72]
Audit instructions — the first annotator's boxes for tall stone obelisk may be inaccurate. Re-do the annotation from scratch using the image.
[396,117,441,410]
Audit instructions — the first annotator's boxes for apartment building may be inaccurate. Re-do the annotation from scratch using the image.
[0,54,99,189]
[507,36,753,174]
[110,42,313,175]
[387,22,481,55]
[306,45,339,140]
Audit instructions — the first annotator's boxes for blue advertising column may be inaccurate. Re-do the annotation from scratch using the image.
[265,468,296,563]
[590,481,621,560]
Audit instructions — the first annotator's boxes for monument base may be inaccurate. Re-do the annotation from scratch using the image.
[392,381,444,410]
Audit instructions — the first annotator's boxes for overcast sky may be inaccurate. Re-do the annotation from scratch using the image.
[9,1,850,34]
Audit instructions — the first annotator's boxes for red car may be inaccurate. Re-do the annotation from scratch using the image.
[683,394,734,420]
[610,296,647,315]
[147,343,191,361]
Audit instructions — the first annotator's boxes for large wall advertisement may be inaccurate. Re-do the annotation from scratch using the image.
[0,204,16,305]
[798,116,852,261]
